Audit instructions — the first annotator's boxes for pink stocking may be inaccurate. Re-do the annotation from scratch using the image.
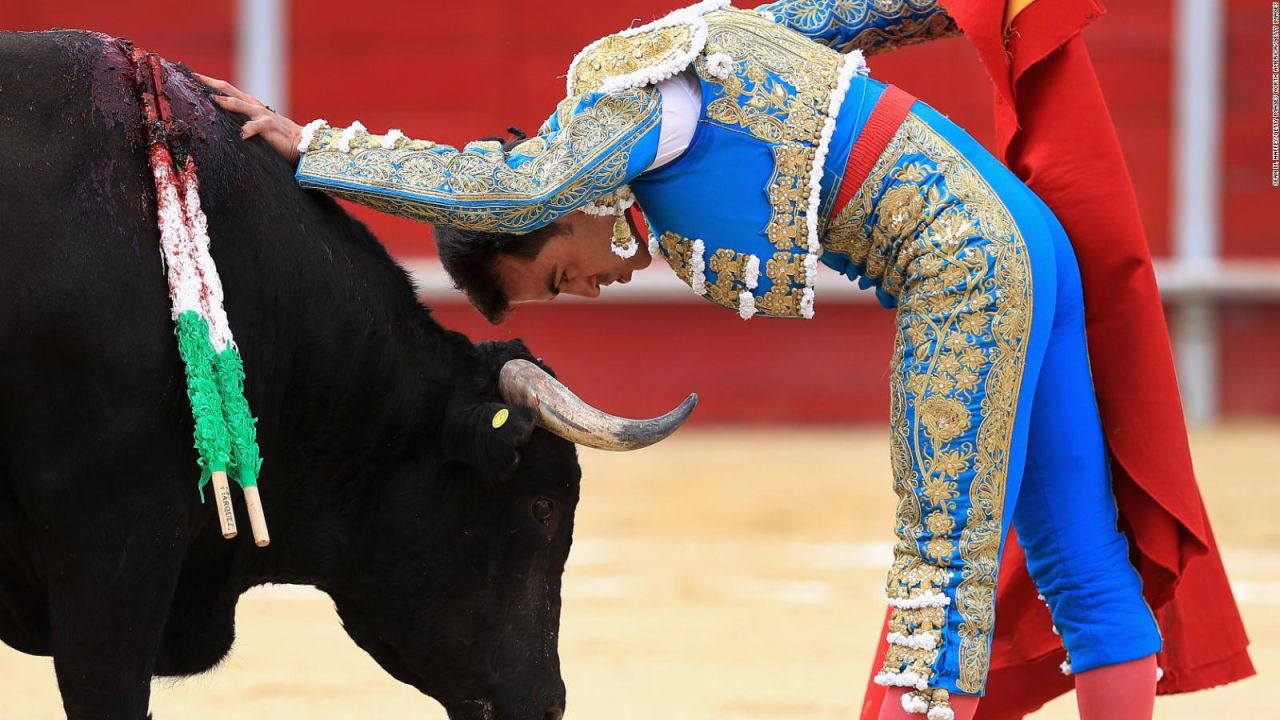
[1074,654,1158,720]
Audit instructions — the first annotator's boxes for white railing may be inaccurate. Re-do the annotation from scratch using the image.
[1174,0,1226,424]
[234,0,288,115]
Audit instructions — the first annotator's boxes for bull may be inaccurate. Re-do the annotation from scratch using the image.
[0,30,693,720]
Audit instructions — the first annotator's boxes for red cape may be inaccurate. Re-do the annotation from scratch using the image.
[859,2,1254,717]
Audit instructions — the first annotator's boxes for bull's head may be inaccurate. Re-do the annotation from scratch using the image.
[327,340,695,720]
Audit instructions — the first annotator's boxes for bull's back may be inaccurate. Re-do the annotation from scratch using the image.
[0,31,190,509]
[0,27,423,493]
[0,31,164,301]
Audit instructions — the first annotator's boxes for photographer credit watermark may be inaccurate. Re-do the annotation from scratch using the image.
[1272,3,1279,185]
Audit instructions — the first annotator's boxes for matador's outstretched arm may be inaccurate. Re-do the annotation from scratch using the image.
[755,0,960,55]
[295,87,662,234]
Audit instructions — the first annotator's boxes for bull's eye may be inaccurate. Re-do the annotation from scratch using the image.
[531,498,555,526]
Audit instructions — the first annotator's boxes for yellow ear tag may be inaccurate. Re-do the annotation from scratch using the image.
[492,408,510,429]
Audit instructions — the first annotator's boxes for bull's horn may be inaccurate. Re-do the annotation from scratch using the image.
[498,359,697,451]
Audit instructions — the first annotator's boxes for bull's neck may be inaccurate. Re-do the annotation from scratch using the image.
[220,222,465,588]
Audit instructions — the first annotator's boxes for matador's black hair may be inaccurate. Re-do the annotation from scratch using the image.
[433,129,559,324]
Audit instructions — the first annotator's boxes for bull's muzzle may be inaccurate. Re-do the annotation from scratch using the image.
[498,359,697,451]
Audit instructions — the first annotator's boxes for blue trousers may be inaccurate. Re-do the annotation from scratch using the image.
[836,98,1164,713]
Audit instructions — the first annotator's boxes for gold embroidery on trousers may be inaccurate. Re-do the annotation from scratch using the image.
[832,114,1033,694]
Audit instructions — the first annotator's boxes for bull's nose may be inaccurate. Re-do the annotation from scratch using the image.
[543,706,564,720]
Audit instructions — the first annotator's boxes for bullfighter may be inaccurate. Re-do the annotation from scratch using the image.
[202,1,1251,718]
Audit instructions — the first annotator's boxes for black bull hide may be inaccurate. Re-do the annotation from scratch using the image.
[0,30,579,720]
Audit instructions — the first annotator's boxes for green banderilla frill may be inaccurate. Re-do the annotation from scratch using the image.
[176,311,229,498]
[214,346,263,489]
[175,311,263,498]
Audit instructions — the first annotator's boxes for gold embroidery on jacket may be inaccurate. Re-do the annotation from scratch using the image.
[569,25,699,96]
[659,232,696,287]
[658,231,810,317]
[651,8,845,316]
[706,248,755,308]
[296,88,661,233]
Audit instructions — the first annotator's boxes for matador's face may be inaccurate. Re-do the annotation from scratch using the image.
[495,211,652,304]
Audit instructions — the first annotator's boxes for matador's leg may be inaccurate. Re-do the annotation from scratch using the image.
[1010,194,1161,713]
[863,83,1164,720]
[869,108,1058,719]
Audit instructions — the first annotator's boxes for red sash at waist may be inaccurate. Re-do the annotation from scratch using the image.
[831,84,918,218]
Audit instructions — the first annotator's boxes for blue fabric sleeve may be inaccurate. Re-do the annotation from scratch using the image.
[754,0,958,55]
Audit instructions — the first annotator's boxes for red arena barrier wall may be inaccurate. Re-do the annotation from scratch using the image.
[5,0,1277,422]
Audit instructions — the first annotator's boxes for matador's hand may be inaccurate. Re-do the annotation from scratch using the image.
[196,73,303,164]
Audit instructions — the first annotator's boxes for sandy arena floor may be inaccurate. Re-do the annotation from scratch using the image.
[1,425,1276,719]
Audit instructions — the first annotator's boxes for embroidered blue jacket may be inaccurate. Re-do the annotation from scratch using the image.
[294,0,955,317]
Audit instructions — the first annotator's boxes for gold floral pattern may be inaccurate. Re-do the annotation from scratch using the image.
[700,8,843,256]
[296,88,662,233]
[659,231,697,287]
[569,24,699,96]
[839,115,1033,695]
[656,230,817,319]
[918,396,970,443]
[705,248,756,308]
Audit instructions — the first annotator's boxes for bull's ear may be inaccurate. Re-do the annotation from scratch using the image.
[442,402,537,481]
